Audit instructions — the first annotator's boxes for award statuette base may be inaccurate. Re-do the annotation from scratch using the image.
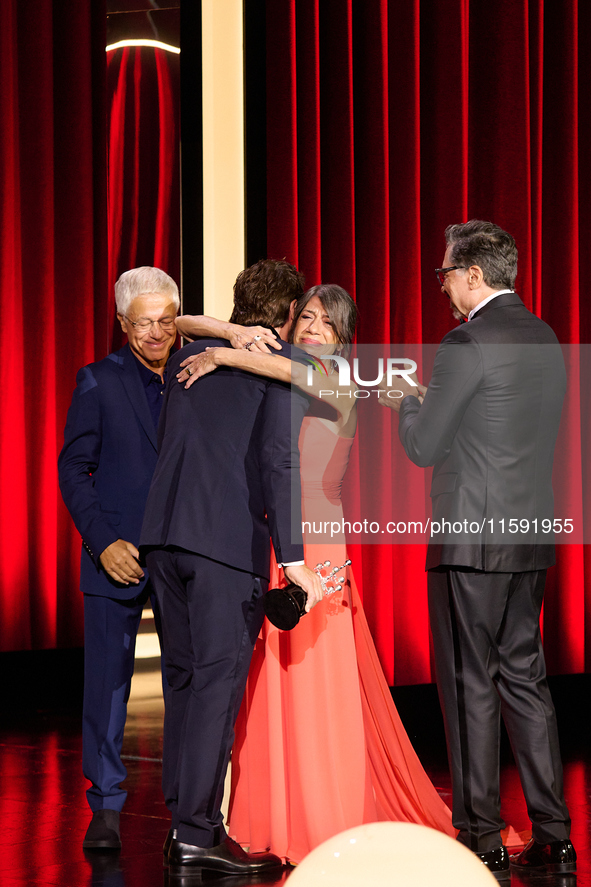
[263,559,351,631]
[263,583,307,630]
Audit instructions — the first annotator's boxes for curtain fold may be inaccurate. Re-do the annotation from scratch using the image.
[264,0,591,683]
[0,0,107,651]
[107,45,180,350]
[0,14,180,652]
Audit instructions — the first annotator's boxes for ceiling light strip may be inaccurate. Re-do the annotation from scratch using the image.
[106,39,180,54]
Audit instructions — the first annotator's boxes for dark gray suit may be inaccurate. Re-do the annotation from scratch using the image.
[399,292,570,852]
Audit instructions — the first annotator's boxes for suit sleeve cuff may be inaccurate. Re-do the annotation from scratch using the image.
[84,524,121,567]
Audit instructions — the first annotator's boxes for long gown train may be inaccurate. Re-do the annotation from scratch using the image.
[228,418,454,863]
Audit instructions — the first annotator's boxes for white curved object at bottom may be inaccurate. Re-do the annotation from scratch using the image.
[287,821,497,887]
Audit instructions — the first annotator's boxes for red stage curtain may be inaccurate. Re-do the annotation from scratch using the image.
[0,0,107,651]
[107,45,180,350]
[0,22,180,652]
[265,0,591,683]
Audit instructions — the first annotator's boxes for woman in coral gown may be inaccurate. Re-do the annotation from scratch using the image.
[176,285,454,864]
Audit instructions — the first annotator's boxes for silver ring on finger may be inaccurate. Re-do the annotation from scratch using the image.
[253,335,262,341]
[245,341,253,350]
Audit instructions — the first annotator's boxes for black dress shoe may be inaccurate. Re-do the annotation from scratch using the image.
[510,838,577,873]
[82,809,122,850]
[168,836,282,876]
[474,845,510,882]
[163,828,178,860]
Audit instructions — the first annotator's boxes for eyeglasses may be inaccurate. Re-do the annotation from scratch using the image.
[434,266,464,289]
[125,316,177,331]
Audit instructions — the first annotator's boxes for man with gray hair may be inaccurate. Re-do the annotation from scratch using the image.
[59,266,179,849]
[379,221,575,880]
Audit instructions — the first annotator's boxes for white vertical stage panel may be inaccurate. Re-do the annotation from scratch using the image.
[202,0,245,321]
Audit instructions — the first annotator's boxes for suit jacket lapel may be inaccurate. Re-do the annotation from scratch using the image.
[119,345,158,451]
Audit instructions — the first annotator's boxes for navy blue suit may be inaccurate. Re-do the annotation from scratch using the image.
[140,337,308,847]
[58,343,164,812]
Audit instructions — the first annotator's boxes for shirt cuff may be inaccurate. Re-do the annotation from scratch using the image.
[278,560,305,568]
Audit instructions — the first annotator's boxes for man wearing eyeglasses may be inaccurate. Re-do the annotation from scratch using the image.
[379,221,574,880]
[58,266,179,850]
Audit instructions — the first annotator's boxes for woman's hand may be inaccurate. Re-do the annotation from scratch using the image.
[227,324,281,353]
[177,349,222,389]
[175,316,281,352]
[175,315,198,341]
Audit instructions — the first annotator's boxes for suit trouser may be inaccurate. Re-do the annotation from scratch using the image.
[82,583,162,811]
[428,568,570,853]
[146,548,266,848]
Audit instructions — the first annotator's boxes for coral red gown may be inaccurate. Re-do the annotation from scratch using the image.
[228,417,454,863]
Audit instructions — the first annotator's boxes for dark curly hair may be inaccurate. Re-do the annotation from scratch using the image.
[230,259,305,327]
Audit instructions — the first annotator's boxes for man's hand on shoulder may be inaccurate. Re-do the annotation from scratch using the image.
[99,539,144,585]
[283,564,324,612]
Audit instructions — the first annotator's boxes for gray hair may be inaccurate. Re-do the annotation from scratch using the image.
[445,220,518,289]
[115,267,180,315]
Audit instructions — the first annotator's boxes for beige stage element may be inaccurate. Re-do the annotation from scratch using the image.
[201,0,245,322]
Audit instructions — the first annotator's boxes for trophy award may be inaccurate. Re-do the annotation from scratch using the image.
[263,559,352,630]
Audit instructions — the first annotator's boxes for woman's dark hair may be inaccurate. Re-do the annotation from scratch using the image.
[289,284,357,346]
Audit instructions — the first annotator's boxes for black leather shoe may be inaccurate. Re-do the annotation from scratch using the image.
[474,845,510,882]
[168,836,282,876]
[510,838,577,873]
[163,828,178,861]
[82,809,121,850]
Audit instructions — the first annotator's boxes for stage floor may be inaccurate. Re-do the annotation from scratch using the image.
[0,665,588,886]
